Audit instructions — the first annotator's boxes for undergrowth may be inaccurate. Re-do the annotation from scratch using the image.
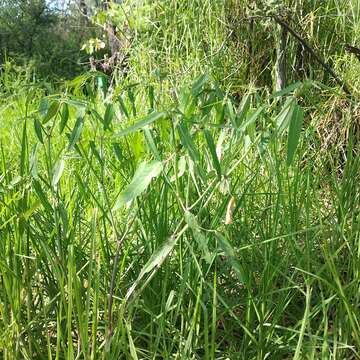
[0,70,359,359]
[0,0,360,359]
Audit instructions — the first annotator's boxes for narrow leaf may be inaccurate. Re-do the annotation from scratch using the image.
[287,104,304,166]
[114,112,166,138]
[216,233,245,282]
[52,159,65,187]
[178,123,206,180]
[68,117,84,150]
[271,82,302,98]
[112,143,123,162]
[42,101,60,124]
[60,103,69,134]
[113,160,163,210]
[276,97,295,135]
[204,130,221,179]
[191,74,208,98]
[118,96,129,119]
[170,156,186,182]
[104,103,115,130]
[239,106,264,133]
[29,144,39,179]
[178,123,200,163]
[125,232,180,302]
[34,118,44,144]
[39,98,50,117]
[226,99,237,128]
[185,211,211,263]
[33,180,52,212]
[237,94,251,126]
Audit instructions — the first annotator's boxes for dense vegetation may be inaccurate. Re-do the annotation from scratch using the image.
[0,0,359,358]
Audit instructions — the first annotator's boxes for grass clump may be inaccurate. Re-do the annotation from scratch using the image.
[0,70,359,358]
[1,1,360,359]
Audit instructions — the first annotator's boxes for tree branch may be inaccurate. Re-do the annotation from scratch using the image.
[273,15,351,96]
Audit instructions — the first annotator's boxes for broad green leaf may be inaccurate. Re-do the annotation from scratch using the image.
[90,141,102,165]
[68,117,84,150]
[112,143,123,162]
[215,102,225,124]
[216,129,226,161]
[237,93,251,126]
[200,90,218,116]
[90,109,104,126]
[191,74,208,98]
[22,201,41,221]
[226,99,237,128]
[170,156,186,182]
[178,123,200,163]
[42,101,60,124]
[258,132,271,157]
[33,180,52,212]
[178,89,196,118]
[75,104,87,118]
[60,103,69,134]
[287,104,304,166]
[29,144,39,179]
[63,99,87,109]
[118,96,129,119]
[204,129,221,179]
[52,159,65,187]
[128,88,137,116]
[178,123,206,181]
[34,118,44,144]
[104,103,115,130]
[39,98,50,117]
[20,122,27,177]
[96,75,108,98]
[276,97,295,134]
[144,127,160,160]
[239,106,264,133]
[271,82,302,98]
[148,85,155,110]
[125,230,180,302]
[113,160,163,210]
[114,112,166,138]
[126,323,139,360]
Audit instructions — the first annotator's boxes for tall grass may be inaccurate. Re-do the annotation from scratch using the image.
[112,0,360,97]
[0,66,359,358]
[1,1,360,358]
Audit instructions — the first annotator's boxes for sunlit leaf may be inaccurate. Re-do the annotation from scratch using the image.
[287,104,304,166]
[60,103,69,134]
[113,160,163,210]
[52,159,65,187]
[114,112,166,138]
[104,103,115,130]
[34,118,44,144]
[68,117,84,150]
[204,129,221,179]
[42,101,60,124]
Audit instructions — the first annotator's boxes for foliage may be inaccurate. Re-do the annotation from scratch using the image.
[0,1,360,359]
[95,0,360,95]
[0,0,88,78]
[0,67,359,358]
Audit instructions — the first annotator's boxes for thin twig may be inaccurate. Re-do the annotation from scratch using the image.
[273,15,352,96]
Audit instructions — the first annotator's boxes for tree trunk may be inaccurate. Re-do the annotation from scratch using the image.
[275,24,287,91]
